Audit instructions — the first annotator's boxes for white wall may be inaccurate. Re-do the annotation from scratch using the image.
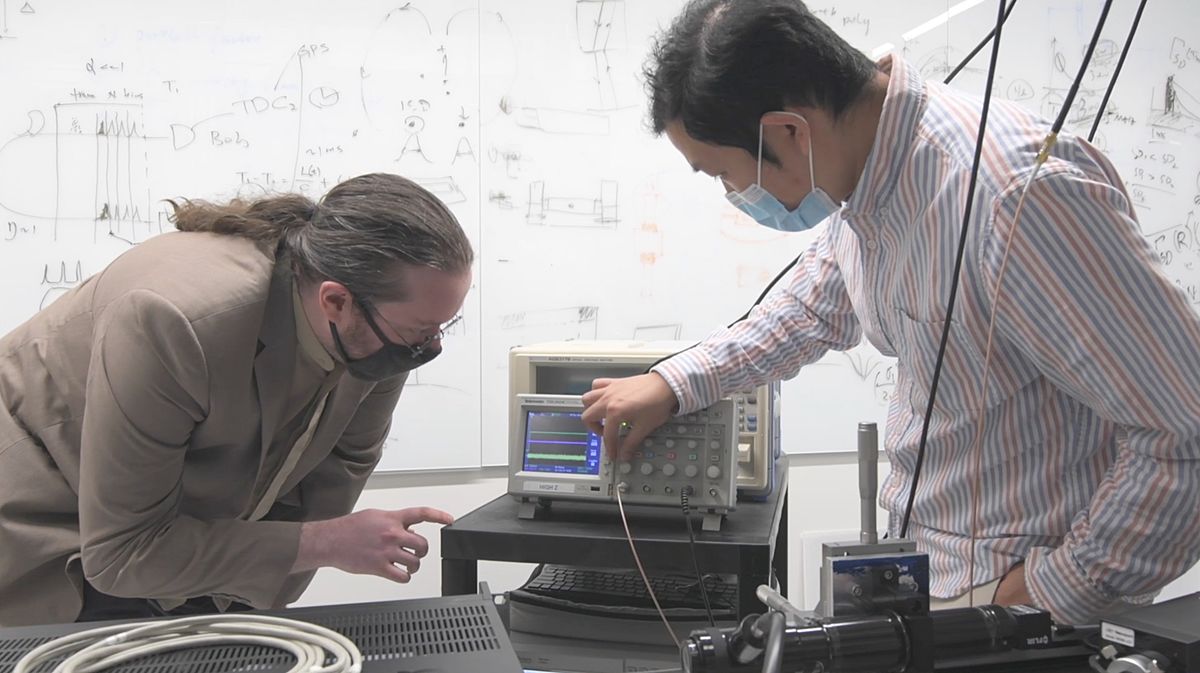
[296,457,1200,610]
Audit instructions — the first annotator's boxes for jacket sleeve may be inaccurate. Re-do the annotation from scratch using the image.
[269,372,407,606]
[78,289,301,607]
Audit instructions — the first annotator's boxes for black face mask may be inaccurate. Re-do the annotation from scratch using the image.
[329,302,441,382]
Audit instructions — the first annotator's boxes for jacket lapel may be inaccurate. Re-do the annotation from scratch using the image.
[253,257,298,473]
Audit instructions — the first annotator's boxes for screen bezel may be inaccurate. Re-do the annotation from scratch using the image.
[513,395,609,485]
[520,407,602,476]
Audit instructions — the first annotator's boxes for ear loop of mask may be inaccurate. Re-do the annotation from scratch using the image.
[357,302,400,348]
[756,122,765,185]
[757,112,817,193]
[804,119,817,193]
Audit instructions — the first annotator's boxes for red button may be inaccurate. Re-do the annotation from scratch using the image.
[667,452,677,460]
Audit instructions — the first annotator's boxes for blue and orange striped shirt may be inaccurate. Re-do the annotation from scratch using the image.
[654,55,1200,625]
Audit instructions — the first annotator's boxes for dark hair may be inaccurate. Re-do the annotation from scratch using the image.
[169,173,473,302]
[645,0,878,162]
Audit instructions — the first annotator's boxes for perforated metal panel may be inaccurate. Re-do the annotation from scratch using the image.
[0,594,520,673]
[330,602,503,659]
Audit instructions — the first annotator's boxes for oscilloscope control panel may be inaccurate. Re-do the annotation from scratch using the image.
[508,394,738,529]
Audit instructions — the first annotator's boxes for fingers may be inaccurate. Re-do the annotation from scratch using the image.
[396,506,455,527]
[581,375,672,459]
[581,381,613,437]
[582,419,605,439]
[580,397,607,438]
[602,412,623,460]
[380,563,411,584]
[390,529,431,558]
[379,535,426,582]
[389,548,422,574]
[583,399,644,460]
[580,387,603,407]
[620,424,654,461]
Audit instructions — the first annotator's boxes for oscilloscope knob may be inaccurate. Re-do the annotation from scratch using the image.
[639,463,655,476]
[619,463,632,475]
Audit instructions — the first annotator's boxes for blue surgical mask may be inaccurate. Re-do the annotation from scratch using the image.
[726,112,840,232]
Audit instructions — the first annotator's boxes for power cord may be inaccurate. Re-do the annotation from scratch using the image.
[1087,0,1146,142]
[13,614,362,673]
[944,0,1018,85]
[1047,2,1115,138]
[643,254,802,374]
[759,611,786,673]
[900,0,1009,539]
[681,487,717,626]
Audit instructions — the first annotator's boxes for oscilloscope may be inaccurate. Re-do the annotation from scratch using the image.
[508,394,739,531]
[507,341,781,500]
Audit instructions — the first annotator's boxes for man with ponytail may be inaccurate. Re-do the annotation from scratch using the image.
[0,173,473,625]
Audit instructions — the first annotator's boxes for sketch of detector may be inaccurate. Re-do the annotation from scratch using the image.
[508,341,782,500]
[526,180,619,226]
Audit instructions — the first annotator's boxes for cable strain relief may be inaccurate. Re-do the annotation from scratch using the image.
[1036,133,1058,164]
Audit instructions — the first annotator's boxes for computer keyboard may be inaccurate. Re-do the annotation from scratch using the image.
[518,564,737,612]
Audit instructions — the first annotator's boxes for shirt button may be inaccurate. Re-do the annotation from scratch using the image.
[879,205,890,216]
[866,238,879,251]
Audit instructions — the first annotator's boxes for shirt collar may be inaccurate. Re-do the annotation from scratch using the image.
[844,54,928,217]
[293,280,336,372]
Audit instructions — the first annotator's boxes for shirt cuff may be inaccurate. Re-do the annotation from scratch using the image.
[1024,544,1115,625]
[651,347,722,415]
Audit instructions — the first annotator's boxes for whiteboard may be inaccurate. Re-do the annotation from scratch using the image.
[0,1,1196,471]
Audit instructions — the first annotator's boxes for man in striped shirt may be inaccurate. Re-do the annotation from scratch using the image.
[581,0,1200,625]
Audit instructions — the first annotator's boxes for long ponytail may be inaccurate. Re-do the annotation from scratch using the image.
[168,193,316,243]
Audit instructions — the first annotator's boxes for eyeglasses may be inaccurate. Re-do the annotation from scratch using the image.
[399,314,463,356]
[360,301,462,357]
